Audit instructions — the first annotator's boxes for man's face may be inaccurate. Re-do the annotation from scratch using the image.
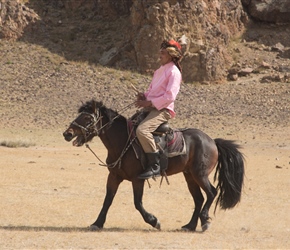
[159,48,172,65]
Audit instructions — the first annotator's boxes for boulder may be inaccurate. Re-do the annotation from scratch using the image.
[99,47,120,66]
[242,0,290,23]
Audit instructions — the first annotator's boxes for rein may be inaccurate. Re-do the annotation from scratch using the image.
[86,127,136,169]
[95,102,135,134]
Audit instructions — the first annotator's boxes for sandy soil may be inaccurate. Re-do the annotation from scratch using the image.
[0,118,289,249]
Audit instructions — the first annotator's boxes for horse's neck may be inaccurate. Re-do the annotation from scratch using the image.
[98,118,128,158]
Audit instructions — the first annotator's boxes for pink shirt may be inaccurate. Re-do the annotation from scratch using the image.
[144,61,182,118]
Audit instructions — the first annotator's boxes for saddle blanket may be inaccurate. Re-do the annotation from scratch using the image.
[167,130,186,157]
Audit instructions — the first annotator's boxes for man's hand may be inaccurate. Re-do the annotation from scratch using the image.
[136,92,146,101]
[135,100,153,108]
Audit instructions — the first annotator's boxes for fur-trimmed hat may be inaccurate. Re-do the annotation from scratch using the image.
[160,39,183,72]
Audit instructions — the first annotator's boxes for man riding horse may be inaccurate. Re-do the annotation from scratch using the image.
[135,39,183,180]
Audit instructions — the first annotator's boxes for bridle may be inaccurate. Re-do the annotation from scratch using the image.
[70,102,137,169]
[71,110,102,142]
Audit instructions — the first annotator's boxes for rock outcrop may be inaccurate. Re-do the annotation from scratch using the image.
[0,0,289,83]
[0,0,39,40]
[242,0,290,23]
[128,0,248,82]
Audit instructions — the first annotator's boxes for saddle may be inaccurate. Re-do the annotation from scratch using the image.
[128,111,186,173]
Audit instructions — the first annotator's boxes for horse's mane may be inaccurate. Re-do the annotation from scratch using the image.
[78,100,127,124]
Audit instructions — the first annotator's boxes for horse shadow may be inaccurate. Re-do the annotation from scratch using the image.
[0,225,203,233]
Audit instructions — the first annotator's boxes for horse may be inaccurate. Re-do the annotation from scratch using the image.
[63,100,245,232]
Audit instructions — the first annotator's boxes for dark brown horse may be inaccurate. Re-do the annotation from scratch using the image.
[63,100,245,231]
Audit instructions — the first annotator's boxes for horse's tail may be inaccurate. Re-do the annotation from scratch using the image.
[214,138,245,211]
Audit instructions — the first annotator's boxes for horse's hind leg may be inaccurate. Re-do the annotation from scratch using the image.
[181,172,204,231]
[132,179,160,229]
[196,177,217,231]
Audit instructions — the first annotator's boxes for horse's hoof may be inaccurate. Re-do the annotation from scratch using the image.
[201,222,210,232]
[181,225,195,232]
[154,220,161,230]
[89,225,101,231]
[181,226,190,232]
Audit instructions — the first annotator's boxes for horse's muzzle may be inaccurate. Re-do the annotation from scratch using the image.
[63,129,86,146]
[63,129,74,142]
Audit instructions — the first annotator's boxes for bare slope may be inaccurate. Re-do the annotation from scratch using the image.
[0,36,289,133]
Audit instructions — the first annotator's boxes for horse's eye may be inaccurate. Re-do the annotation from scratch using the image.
[85,117,92,125]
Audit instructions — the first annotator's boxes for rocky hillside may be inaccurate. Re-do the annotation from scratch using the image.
[1,0,289,82]
[0,38,289,133]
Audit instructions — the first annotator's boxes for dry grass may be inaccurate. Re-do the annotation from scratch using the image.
[0,139,35,148]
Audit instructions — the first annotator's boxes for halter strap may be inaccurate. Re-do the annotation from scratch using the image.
[71,110,102,140]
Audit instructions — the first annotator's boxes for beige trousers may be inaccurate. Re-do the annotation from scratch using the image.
[136,108,171,153]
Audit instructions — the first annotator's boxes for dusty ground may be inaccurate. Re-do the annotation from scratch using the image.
[0,31,290,249]
[0,118,289,249]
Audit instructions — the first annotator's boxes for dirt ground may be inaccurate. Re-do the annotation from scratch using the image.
[0,109,289,249]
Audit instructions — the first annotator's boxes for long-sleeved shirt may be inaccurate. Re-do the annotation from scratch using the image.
[144,61,182,118]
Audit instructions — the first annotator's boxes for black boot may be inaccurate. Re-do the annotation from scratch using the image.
[138,152,161,179]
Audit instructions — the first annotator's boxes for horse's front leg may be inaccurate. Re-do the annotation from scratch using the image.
[90,172,122,230]
[132,179,160,230]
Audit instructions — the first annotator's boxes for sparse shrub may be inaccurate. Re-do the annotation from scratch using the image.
[0,140,36,148]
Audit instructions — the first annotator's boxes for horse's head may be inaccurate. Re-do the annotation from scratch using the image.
[63,100,103,147]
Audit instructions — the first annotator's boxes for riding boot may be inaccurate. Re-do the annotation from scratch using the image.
[138,152,161,179]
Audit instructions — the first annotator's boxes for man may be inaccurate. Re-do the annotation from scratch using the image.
[135,39,182,179]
